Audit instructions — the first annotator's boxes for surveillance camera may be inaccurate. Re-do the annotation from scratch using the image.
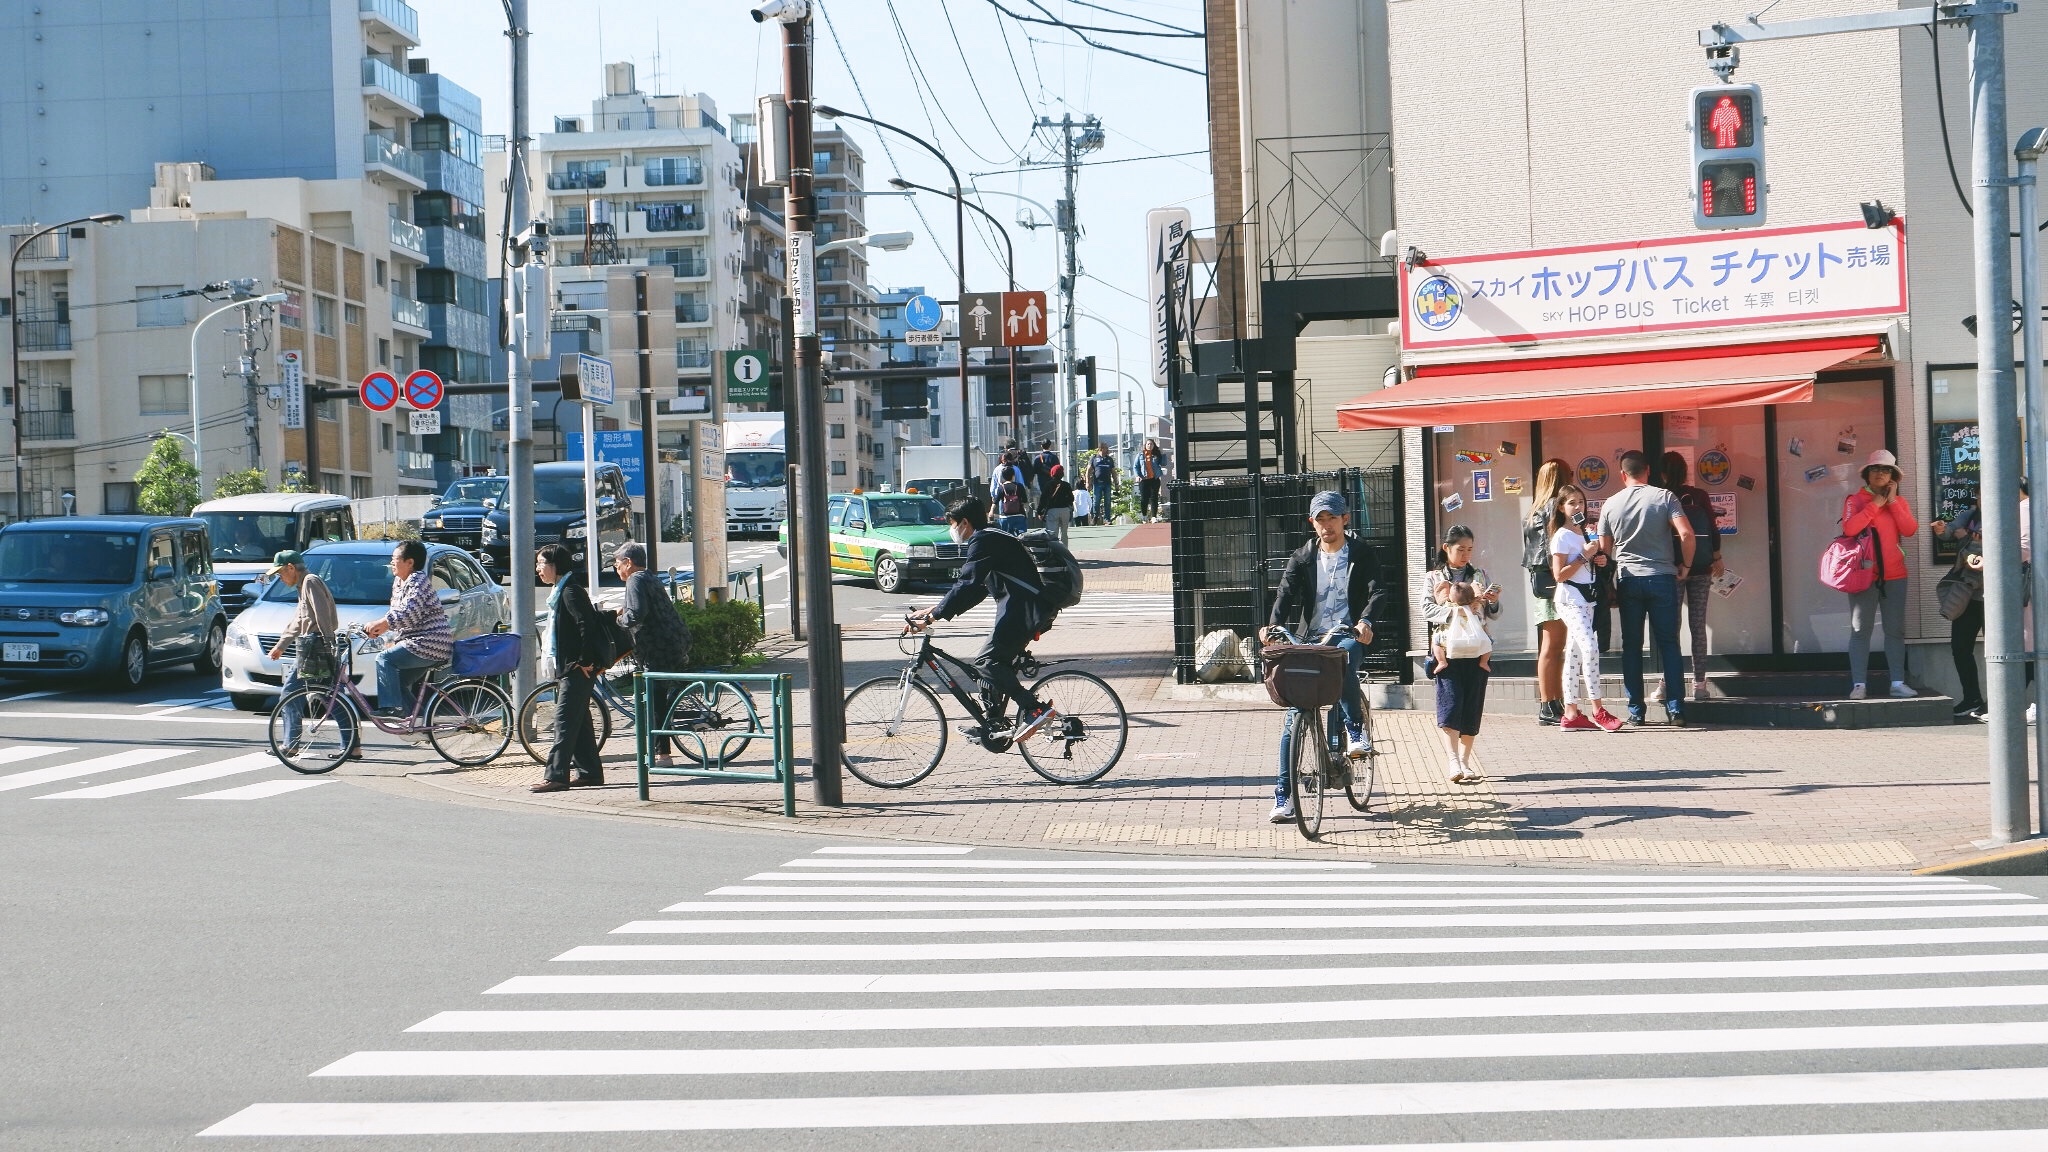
[1378,230,1399,260]
[750,0,809,23]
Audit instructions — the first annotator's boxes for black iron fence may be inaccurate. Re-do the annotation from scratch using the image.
[1166,467,1406,683]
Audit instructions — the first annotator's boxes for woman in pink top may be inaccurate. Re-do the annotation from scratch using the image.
[1839,449,1919,699]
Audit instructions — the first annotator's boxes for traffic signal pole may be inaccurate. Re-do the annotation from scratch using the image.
[505,0,539,709]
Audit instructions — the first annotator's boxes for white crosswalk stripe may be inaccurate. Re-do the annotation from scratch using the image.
[0,742,334,802]
[206,845,2048,1144]
[885,591,1172,626]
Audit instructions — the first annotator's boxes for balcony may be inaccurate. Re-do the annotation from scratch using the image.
[676,344,712,369]
[643,159,704,187]
[388,216,426,259]
[20,410,74,441]
[11,232,68,261]
[641,205,705,234]
[358,0,420,46]
[364,133,426,189]
[398,450,437,479]
[361,56,423,117]
[15,320,70,352]
[419,149,485,203]
[547,170,608,191]
[391,294,430,332]
[651,249,708,278]
[674,302,710,324]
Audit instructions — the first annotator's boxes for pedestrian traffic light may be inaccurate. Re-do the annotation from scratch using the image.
[1690,84,1766,229]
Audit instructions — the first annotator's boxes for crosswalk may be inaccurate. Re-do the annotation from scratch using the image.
[0,742,330,802]
[205,846,2048,1145]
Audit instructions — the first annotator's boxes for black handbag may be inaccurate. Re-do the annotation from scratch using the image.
[1530,565,1557,601]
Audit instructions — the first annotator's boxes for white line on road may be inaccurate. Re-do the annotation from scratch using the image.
[199,1067,2048,1135]
[36,752,278,798]
[778,859,1395,871]
[0,709,266,726]
[709,884,1989,897]
[813,846,977,854]
[0,690,63,703]
[1125,1135,2048,1152]
[552,925,2048,963]
[656,894,2028,913]
[182,779,331,800]
[320,1020,2048,1078]
[749,868,1972,884]
[0,745,73,767]
[0,747,185,793]
[487,951,2048,996]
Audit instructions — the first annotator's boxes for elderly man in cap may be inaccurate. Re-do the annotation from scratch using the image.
[611,542,693,768]
[1263,490,1387,822]
[265,550,357,757]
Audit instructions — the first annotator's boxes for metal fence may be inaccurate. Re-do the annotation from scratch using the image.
[635,671,795,815]
[1166,467,1406,683]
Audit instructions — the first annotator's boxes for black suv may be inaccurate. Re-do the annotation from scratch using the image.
[420,476,507,553]
[477,461,631,579]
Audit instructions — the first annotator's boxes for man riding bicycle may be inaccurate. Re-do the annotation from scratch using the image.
[1265,489,1387,823]
[906,494,1056,743]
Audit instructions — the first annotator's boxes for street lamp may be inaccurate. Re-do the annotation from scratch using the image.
[816,231,915,255]
[9,213,121,521]
[188,291,287,492]
[815,104,975,489]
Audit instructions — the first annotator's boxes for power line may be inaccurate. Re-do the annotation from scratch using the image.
[985,0,1202,38]
[982,0,1042,121]
[970,148,1208,178]
[1063,0,1202,36]
[883,0,1026,167]
[935,0,1039,152]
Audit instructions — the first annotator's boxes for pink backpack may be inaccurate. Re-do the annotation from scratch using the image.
[1819,500,1879,594]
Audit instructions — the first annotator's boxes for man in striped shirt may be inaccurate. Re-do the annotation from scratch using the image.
[363,540,454,717]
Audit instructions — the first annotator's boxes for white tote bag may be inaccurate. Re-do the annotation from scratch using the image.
[1439,606,1494,660]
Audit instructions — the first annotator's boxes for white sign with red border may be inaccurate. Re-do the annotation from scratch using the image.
[1399,220,1907,353]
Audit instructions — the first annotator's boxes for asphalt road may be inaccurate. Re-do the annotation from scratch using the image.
[8,671,2048,1149]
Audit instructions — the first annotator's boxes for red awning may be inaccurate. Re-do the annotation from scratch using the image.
[1336,335,1882,431]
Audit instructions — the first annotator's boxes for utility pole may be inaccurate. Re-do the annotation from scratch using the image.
[1037,113,1101,466]
[236,301,266,471]
[634,268,658,572]
[505,0,539,708]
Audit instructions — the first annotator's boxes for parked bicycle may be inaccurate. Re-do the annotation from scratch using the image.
[1263,624,1379,840]
[267,626,515,774]
[515,663,762,766]
[840,611,1128,787]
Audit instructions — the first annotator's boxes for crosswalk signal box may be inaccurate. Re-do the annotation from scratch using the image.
[1691,84,1766,229]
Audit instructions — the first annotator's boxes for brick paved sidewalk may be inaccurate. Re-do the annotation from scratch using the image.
[397,540,2026,872]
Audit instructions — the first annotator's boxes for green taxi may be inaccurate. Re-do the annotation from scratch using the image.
[777,492,964,594]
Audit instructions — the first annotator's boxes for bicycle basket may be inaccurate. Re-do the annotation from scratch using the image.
[1261,643,1348,711]
[451,633,521,678]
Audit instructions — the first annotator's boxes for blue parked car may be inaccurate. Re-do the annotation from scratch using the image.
[0,515,228,689]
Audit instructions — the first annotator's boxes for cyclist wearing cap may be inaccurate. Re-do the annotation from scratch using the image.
[265,550,357,757]
[1265,490,1386,822]
[907,494,1056,742]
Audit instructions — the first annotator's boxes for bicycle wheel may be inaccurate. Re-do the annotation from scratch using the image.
[517,682,611,764]
[1292,708,1327,840]
[426,680,514,766]
[1019,669,1128,785]
[841,674,947,788]
[268,686,356,775]
[667,682,764,767]
[1343,708,1376,812]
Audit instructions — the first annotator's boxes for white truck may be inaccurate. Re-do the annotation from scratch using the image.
[722,415,787,536]
[898,444,980,501]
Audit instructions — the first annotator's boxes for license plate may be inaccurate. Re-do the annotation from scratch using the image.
[3,643,39,663]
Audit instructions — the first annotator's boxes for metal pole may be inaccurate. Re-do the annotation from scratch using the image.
[784,11,844,805]
[953,173,970,493]
[506,0,539,706]
[7,237,27,523]
[188,298,248,495]
[781,294,803,640]
[635,269,658,573]
[1060,117,1080,468]
[582,400,600,594]
[1971,8,2029,843]
[2020,127,2048,838]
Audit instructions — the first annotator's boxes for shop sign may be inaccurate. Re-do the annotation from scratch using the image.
[1400,220,1907,352]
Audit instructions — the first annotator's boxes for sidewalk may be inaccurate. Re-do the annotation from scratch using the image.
[406,534,2025,872]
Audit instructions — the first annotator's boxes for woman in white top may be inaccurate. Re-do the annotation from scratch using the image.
[1548,485,1624,732]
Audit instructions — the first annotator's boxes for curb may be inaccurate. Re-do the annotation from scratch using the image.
[1914,838,2048,876]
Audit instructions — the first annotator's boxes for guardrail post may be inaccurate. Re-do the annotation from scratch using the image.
[636,672,651,801]
[778,673,795,816]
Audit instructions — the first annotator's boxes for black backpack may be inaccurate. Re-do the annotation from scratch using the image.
[1017,528,1083,618]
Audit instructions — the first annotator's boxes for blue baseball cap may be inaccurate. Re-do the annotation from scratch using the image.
[1309,491,1349,519]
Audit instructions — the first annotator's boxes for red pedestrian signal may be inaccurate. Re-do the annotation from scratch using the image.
[1691,84,1765,229]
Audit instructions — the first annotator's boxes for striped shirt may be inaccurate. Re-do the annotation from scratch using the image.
[382,570,454,663]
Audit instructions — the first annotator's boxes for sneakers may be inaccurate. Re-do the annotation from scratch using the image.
[1848,684,1868,700]
[1591,707,1625,733]
[1268,802,1296,823]
[1665,707,1686,728]
[1012,704,1057,743]
[1953,700,1984,723]
[1888,682,1916,699]
[1344,727,1373,760]
[1559,711,1600,733]
[1536,699,1563,727]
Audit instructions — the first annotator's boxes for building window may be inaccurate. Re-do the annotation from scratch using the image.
[830,459,847,477]
[674,288,709,324]
[380,422,394,451]
[375,259,388,288]
[139,375,188,416]
[829,423,846,439]
[314,297,337,336]
[824,387,843,403]
[103,482,137,514]
[320,471,344,495]
[345,303,364,327]
[136,285,185,328]
[378,338,391,367]
[279,290,304,329]
[350,476,372,500]
[317,398,340,422]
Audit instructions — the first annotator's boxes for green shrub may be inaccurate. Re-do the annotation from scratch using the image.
[359,521,421,542]
[676,597,763,670]
[210,467,269,500]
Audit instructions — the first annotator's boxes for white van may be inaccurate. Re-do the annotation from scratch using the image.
[191,493,356,617]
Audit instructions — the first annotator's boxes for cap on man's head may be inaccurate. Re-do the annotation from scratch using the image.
[1309,491,1350,519]
[263,549,306,578]
[615,542,648,567]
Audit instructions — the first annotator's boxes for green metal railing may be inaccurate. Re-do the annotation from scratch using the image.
[634,671,795,815]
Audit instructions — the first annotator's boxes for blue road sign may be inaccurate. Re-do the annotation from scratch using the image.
[565,430,646,498]
[903,293,942,333]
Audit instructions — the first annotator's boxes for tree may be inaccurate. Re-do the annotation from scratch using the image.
[210,467,268,500]
[279,468,316,494]
[133,434,200,516]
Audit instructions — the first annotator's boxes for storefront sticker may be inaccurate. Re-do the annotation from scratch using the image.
[1456,450,1494,464]
[1666,411,1700,442]
[1788,437,1806,457]
[1837,427,1858,455]
[1804,464,1830,483]
[1442,492,1464,512]
[1737,474,1757,491]
[1503,476,1525,495]
[1713,570,1744,598]
[1499,440,1518,456]
[1398,219,1908,351]
[1473,470,1493,502]
[1710,492,1738,534]
[1578,455,1611,492]
[1699,448,1733,486]
[1433,425,1456,433]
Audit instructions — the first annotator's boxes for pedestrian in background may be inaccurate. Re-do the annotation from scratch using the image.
[1040,463,1075,545]
[1598,450,1696,725]
[1841,448,1918,699]
[265,549,358,758]
[1661,451,1724,702]
[1547,486,1623,733]
[1524,458,1573,725]
[1088,443,1118,525]
[1423,524,1500,783]
[612,542,691,769]
[1031,439,1061,524]
[1136,439,1166,522]
[533,543,607,793]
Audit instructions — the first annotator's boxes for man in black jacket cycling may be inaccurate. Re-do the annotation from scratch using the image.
[907,494,1056,742]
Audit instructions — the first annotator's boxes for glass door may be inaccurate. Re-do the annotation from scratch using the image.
[1672,405,1773,656]
[1430,421,1534,651]
[1773,377,1889,654]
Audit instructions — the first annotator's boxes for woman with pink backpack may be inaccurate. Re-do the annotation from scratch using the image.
[1834,449,1919,699]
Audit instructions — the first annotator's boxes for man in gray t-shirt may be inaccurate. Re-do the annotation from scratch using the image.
[1597,451,1698,724]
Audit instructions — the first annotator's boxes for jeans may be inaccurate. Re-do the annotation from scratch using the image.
[1617,573,1683,718]
[1848,578,1908,690]
[547,668,602,783]
[998,514,1027,535]
[1091,481,1113,523]
[1273,636,1369,806]
[280,668,357,748]
[375,644,443,713]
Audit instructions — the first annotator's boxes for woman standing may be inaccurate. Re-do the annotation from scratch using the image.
[1548,485,1624,732]
[612,542,692,768]
[532,544,609,793]
[1136,439,1166,522]
[1039,463,1075,545]
[1523,458,1572,725]
[1661,451,1724,702]
[1423,525,1501,783]
[1841,449,1919,699]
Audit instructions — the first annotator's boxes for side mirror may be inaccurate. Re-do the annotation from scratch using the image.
[149,564,176,582]
[437,587,461,605]
[428,496,443,506]
[848,519,867,531]
[483,498,498,509]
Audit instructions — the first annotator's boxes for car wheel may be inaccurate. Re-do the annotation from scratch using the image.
[115,631,149,690]
[192,619,226,675]
[230,693,270,713]
[874,553,905,594]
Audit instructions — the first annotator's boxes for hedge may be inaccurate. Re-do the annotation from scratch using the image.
[676,597,763,670]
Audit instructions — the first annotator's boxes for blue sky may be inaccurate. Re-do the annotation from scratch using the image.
[420,0,1213,428]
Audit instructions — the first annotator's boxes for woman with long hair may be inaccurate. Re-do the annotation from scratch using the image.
[1523,458,1572,724]
[1548,485,1624,732]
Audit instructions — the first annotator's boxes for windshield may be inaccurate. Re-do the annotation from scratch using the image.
[442,477,506,505]
[869,498,948,527]
[903,478,966,498]
[533,474,588,513]
[0,531,139,584]
[726,451,787,489]
[258,553,394,606]
[198,512,303,563]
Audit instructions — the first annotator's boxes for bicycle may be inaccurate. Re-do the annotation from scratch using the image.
[267,626,514,774]
[840,610,1129,788]
[1264,624,1379,840]
[515,662,762,766]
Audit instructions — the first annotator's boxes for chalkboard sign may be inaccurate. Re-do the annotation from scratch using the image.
[1931,420,1979,562]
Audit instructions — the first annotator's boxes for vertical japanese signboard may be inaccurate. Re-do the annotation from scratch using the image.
[279,350,304,430]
